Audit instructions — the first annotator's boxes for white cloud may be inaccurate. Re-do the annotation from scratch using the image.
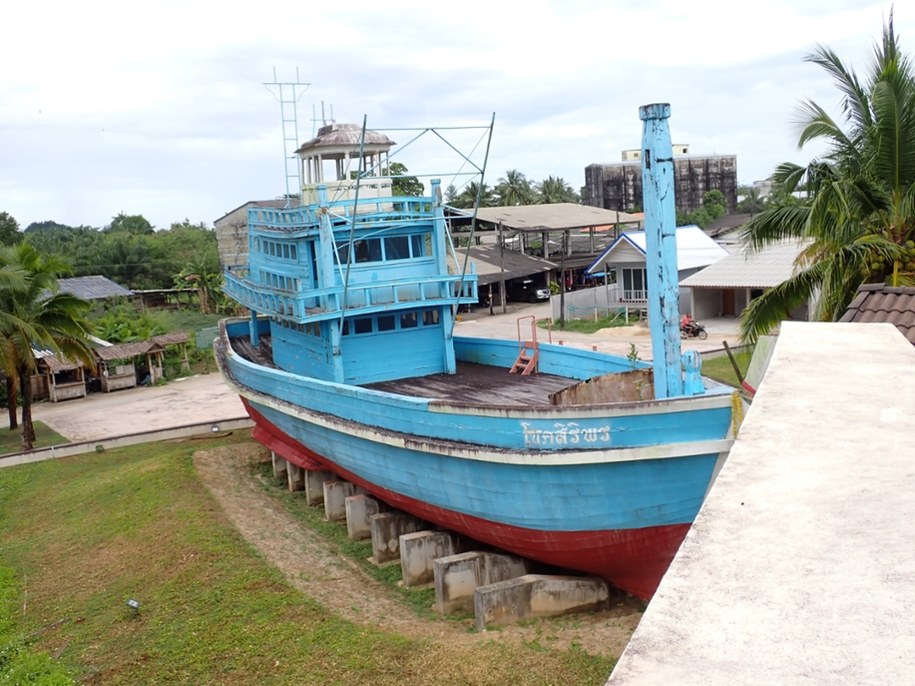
[0,0,912,229]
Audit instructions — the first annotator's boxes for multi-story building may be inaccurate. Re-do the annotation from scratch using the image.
[583,150,738,215]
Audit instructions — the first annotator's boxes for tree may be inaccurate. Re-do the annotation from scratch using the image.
[739,13,915,343]
[495,169,535,206]
[536,176,580,204]
[0,212,22,246]
[383,162,424,197]
[450,182,497,209]
[107,213,154,235]
[736,185,766,214]
[0,243,94,450]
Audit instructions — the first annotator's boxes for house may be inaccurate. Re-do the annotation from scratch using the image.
[679,240,811,320]
[584,225,730,313]
[840,283,915,345]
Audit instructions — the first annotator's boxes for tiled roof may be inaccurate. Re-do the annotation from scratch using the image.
[680,240,809,289]
[840,283,915,345]
[57,275,132,300]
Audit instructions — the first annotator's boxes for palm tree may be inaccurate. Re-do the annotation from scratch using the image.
[739,13,915,343]
[0,243,94,450]
[536,176,580,204]
[495,169,535,206]
[450,182,497,209]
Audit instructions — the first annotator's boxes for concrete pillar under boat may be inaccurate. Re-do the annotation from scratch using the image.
[304,470,335,506]
[286,462,304,492]
[248,309,260,347]
[400,530,458,588]
[473,574,610,631]
[370,512,423,565]
[639,102,683,399]
[323,480,357,521]
[434,551,529,614]
[271,452,288,481]
[345,494,383,540]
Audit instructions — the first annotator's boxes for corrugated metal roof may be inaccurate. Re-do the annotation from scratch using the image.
[448,244,557,286]
[587,225,729,274]
[473,204,642,231]
[57,275,132,300]
[840,283,915,345]
[680,240,809,288]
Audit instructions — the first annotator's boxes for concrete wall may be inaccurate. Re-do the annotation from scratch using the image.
[215,205,251,270]
[584,156,738,215]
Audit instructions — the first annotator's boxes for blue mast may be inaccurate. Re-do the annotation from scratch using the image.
[639,103,683,399]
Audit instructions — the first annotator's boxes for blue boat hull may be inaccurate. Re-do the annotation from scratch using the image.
[217,323,734,598]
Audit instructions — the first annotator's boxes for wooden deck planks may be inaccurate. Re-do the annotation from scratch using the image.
[230,336,575,407]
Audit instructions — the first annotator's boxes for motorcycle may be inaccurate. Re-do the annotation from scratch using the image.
[680,320,708,340]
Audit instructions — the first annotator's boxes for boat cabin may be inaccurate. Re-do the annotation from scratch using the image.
[224,124,478,387]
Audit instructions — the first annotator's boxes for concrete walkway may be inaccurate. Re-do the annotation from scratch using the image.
[608,321,915,684]
[30,373,245,442]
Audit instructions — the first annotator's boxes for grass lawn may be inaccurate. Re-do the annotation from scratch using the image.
[701,349,753,388]
[0,434,617,685]
[0,420,69,455]
[542,313,633,335]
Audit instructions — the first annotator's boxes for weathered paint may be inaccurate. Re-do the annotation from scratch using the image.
[241,397,698,600]
[639,103,683,399]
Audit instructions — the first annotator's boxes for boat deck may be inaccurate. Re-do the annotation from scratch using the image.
[230,335,577,407]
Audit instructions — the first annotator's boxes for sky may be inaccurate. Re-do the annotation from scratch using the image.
[2,1,913,231]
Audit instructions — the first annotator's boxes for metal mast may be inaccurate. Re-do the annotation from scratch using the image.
[264,68,309,206]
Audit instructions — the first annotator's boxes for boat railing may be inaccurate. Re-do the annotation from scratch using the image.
[247,194,435,233]
[224,270,478,323]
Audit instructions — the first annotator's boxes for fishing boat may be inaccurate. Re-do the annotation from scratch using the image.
[216,108,736,599]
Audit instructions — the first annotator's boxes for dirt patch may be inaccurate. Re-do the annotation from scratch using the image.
[193,443,643,658]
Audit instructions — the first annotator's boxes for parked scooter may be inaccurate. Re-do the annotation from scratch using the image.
[680,319,708,340]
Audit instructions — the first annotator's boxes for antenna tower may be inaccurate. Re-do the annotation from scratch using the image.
[264,68,310,206]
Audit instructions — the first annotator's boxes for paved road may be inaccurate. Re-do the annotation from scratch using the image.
[29,307,740,443]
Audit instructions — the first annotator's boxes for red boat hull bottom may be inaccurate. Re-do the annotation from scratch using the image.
[241,398,687,600]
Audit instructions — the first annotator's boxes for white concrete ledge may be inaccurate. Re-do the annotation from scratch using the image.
[0,417,254,469]
[609,322,915,685]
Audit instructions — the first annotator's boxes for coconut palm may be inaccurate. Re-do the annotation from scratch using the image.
[0,243,94,449]
[739,13,915,343]
[450,182,497,209]
[536,176,580,204]
[495,169,535,206]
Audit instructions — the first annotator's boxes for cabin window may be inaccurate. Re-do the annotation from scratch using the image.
[411,234,427,257]
[353,238,382,263]
[290,244,297,261]
[354,317,373,334]
[377,315,396,331]
[282,244,290,259]
[341,321,349,336]
[400,312,418,329]
[384,236,410,260]
[422,309,439,326]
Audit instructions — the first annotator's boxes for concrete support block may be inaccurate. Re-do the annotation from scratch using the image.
[400,531,457,588]
[345,494,382,540]
[474,574,609,631]
[434,551,528,614]
[323,480,357,521]
[271,452,288,481]
[370,512,423,565]
[286,462,304,492]
[304,470,334,506]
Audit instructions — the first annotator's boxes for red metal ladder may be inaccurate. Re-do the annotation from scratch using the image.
[510,315,540,375]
